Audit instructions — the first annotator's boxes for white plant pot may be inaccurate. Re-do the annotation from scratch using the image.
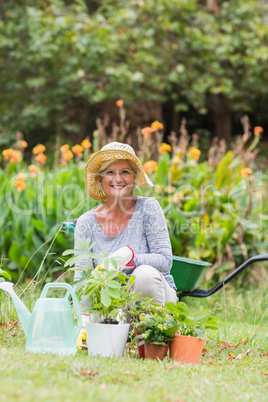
[86,322,130,358]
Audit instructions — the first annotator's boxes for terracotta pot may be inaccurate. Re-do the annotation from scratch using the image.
[134,328,145,359]
[169,335,205,364]
[144,343,169,361]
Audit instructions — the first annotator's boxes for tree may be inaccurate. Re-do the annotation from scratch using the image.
[97,0,268,140]
[0,0,267,145]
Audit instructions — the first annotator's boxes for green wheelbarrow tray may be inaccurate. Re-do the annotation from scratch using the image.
[62,220,268,300]
[176,253,268,300]
[170,256,211,292]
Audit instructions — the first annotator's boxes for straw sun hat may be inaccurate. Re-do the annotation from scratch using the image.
[84,142,153,200]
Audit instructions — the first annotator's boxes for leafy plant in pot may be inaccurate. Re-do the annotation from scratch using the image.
[63,238,139,357]
[165,301,219,364]
[132,304,179,361]
[130,298,164,358]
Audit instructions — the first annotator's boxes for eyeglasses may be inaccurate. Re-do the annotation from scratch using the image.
[99,169,135,178]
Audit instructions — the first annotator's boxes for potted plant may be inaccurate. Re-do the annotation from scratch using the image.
[165,301,218,364]
[132,304,179,361]
[130,298,162,358]
[63,238,139,357]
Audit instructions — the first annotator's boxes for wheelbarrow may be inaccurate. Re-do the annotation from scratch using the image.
[62,220,268,300]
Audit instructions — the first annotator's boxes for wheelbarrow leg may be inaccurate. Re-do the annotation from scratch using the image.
[177,254,268,299]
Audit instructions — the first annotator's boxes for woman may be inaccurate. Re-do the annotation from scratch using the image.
[74,142,177,306]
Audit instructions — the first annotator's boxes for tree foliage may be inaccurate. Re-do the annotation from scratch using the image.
[0,0,267,144]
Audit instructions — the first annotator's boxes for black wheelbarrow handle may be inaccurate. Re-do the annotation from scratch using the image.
[177,254,268,299]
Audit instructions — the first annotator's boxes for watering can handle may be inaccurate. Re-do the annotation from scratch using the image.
[40,283,82,339]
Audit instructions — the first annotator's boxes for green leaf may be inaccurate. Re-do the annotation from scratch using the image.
[32,233,44,250]
[165,302,177,314]
[103,258,109,270]
[0,268,11,280]
[105,287,120,299]
[103,270,118,281]
[164,324,181,336]
[87,253,98,259]
[91,269,102,280]
[84,284,97,297]
[101,288,111,307]
[56,232,70,248]
[206,324,219,331]
[77,237,91,251]
[156,153,170,185]
[129,275,136,285]
[75,254,86,263]
[19,255,29,269]
[32,219,46,233]
[62,249,76,256]
[215,151,233,187]
[8,243,22,263]
[183,199,197,212]
[194,327,204,339]
[194,310,211,321]
[110,257,118,270]
[64,255,78,267]
[106,280,121,289]
[24,230,34,251]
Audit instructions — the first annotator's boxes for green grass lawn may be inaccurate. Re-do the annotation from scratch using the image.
[0,285,268,402]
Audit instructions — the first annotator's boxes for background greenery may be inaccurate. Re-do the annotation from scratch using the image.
[0,0,267,287]
[0,0,268,147]
[0,115,267,287]
[0,3,267,398]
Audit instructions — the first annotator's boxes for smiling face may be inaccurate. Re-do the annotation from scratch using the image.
[99,160,136,200]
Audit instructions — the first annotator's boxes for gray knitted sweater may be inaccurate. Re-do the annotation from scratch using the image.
[74,196,176,289]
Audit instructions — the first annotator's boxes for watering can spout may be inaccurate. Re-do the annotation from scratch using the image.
[0,282,31,336]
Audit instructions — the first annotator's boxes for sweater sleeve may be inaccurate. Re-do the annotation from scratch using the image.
[132,198,172,273]
[73,214,93,282]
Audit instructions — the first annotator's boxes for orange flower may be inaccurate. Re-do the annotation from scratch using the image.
[2,149,22,163]
[254,126,263,136]
[28,164,39,178]
[159,143,171,154]
[81,139,92,149]
[2,148,14,161]
[62,149,74,162]
[143,160,158,174]
[33,144,46,154]
[116,99,124,108]
[35,153,46,165]
[72,144,83,157]
[150,121,164,132]
[18,140,28,149]
[13,178,26,192]
[189,147,201,161]
[10,150,22,163]
[241,168,252,178]
[60,144,69,153]
[17,173,27,181]
[141,127,152,137]
[13,173,27,192]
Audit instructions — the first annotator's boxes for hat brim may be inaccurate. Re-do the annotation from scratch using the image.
[84,149,153,200]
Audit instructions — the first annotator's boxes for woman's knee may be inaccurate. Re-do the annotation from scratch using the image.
[132,265,160,282]
[132,265,165,304]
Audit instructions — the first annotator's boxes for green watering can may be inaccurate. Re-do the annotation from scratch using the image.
[0,282,82,355]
